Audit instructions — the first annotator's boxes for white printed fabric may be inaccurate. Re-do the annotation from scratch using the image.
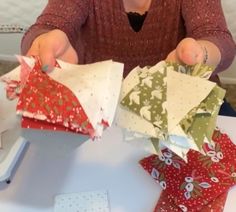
[54,190,110,212]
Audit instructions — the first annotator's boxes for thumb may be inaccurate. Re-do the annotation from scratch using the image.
[176,38,204,65]
[38,43,57,72]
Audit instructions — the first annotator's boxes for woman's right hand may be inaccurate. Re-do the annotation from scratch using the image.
[26,29,78,72]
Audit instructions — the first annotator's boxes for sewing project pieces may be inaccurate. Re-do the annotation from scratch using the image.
[1,56,34,100]
[2,57,124,139]
[154,190,228,212]
[54,190,110,212]
[116,61,225,159]
[139,129,236,211]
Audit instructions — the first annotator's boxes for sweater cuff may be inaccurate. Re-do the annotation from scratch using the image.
[21,25,51,55]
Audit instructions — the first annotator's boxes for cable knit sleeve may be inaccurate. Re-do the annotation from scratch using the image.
[21,0,90,54]
[182,0,236,74]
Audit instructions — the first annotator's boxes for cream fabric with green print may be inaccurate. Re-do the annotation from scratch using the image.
[165,62,214,78]
[118,61,225,160]
[180,86,225,149]
[166,69,216,132]
[116,62,167,138]
[121,64,167,137]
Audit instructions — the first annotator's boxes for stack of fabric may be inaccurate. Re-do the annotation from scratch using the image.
[1,57,124,139]
[116,61,236,211]
[117,61,225,160]
[140,129,236,211]
[2,58,236,210]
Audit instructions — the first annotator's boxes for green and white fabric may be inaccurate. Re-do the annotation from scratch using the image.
[116,61,225,160]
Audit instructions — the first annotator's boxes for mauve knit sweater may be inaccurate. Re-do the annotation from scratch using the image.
[21,0,236,77]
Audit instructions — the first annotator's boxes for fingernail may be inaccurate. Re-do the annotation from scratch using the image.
[42,65,49,72]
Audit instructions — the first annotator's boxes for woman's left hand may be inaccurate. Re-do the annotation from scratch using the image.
[166,38,205,65]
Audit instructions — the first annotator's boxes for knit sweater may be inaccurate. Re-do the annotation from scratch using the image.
[21,0,236,77]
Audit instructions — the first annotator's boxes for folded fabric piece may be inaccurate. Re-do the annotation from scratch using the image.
[139,129,236,211]
[1,78,21,100]
[117,61,225,159]
[1,57,31,100]
[154,190,228,212]
[17,63,94,135]
[2,57,124,139]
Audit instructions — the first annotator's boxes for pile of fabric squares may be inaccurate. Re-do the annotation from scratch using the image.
[140,129,236,211]
[1,57,124,139]
[2,57,236,211]
[116,61,225,159]
[116,61,236,211]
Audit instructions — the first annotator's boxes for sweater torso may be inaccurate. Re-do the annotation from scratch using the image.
[77,0,185,76]
[21,0,236,76]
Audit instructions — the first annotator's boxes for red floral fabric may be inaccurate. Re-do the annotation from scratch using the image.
[140,130,236,211]
[17,60,94,136]
[2,79,21,100]
[2,56,38,100]
[154,190,228,212]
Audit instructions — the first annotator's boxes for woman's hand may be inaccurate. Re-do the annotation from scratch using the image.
[26,29,78,72]
[166,37,221,67]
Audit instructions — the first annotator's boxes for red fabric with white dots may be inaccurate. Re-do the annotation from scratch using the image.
[16,61,94,136]
[140,130,236,211]
[154,190,228,212]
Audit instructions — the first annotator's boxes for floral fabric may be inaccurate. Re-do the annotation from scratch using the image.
[7,57,124,139]
[16,60,94,136]
[118,61,225,159]
[121,63,168,135]
[139,129,236,211]
[154,190,228,212]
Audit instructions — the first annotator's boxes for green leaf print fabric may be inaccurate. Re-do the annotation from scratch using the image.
[121,64,168,138]
[118,61,225,159]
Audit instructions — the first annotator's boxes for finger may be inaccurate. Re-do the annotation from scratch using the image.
[194,46,205,64]
[58,45,79,64]
[178,50,197,65]
[26,48,39,57]
[176,45,197,65]
[38,43,56,72]
[176,38,204,65]
[165,50,182,63]
[177,48,204,65]
[26,40,40,57]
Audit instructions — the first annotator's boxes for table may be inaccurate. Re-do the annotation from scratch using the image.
[0,83,236,212]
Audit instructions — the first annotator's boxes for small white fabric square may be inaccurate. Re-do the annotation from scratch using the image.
[54,190,110,212]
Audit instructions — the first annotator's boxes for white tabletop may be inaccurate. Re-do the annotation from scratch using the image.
[0,82,236,212]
